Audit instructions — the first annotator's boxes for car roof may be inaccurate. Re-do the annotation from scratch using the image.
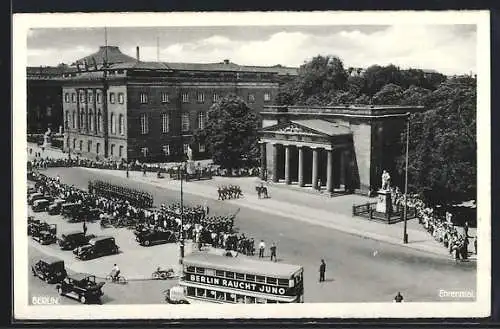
[69,273,94,281]
[90,236,114,242]
[39,256,64,264]
[62,230,84,236]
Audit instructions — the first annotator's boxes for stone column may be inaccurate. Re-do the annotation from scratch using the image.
[260,142,267,180]
[298,146,304,187]
[339,150,346,189]
[312,147,319,189]
[284,145,291,185]
[272,143,279,183]
[326,149,333,193]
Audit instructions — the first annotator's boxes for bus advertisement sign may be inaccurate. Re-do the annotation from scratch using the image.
[185,274,296,296]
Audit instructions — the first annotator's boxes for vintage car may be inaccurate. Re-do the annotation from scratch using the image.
[135,227,177,246]
[28,192,44,205]
[32,199,51,212]
[56,273,105,304]
[61,202,79,218]
[47,199,66,215]
[28,220,56,236]
[31,256,67,284]
[73,236,119,260]
[58,231,96,250]
[32,229,57,245]
[164,286,190,304]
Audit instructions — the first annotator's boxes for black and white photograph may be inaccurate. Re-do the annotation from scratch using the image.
[13,11,490,319]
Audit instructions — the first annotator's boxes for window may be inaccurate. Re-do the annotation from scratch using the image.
[96,143,101,154]
[277,279,289,287]
[110,144,115,156]
[225,272,235,279]
[109,93,116,104]
[119,146,123,157]
[195,267,205,274]
[197,92,205,103]
[89,111,94,131]
[80,110,85,128]
[65,111,69,128]
[186,266,195,273]
[182,92,189,103]
[88,91,93,103]
[236,273,245,280]
[79,140,83,151]
[73,139,76,149]
[183,143,190,156]
[266,277,277,285]
[140,113,149,134]
[215,270,225,277]
[97,110,102,132]
[212,93,219,103]
[72,111,76,128]
[71,93,76,103]
[118,93,124,104]
[198,111,205,130]
[80,92,85,103]
[110,113,116,134]
[140,93,148,104]
[119,114,124,135]
[161,92,169,103]
[97,93,101,104]
[246,274,255,282]
[256,275,266,283]
[248,93,255,103]
[87,141,92,152]
[161,113,170,133]
[181,113,190,132]
[141,147,149,157]
[264,92,271,102]
[162,144,170,156]
[199,143,205,153]
[64,93,69,103]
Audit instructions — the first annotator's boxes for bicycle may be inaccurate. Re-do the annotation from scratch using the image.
[105,274,128,284]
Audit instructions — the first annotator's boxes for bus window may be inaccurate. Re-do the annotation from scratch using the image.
[186,287,195,297]
[256,275,265,283]
[195,288,206,298]
[227,293,236,303]
[245,274,255,282]
[245,296,256,304]
[186,266,195,273]
[236,295,245,304]
[195,267,205,274]
[236,273,245,280]
[216,291,225,301]
[205,269,215,276]
[277,279,288,287]
[225,271,235,279]
[256,297,266,304]
[266,277,277,285]
[215,270,225,277]
[267,300,277,303]
[207,290,216,299]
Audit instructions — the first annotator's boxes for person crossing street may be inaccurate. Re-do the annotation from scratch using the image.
[270,242,277,262]
[258,240,266,258]
[319,259,326,282]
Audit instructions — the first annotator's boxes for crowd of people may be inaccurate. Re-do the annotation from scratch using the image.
[217,185,243,200]
[89,180,154,208]
[391,187,476,261]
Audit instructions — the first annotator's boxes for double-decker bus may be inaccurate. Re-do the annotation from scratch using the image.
[177,252,304,304]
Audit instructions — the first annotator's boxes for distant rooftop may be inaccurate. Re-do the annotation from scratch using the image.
[72,46,136,67]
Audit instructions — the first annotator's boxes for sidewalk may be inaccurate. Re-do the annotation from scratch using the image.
[82,168,477,260]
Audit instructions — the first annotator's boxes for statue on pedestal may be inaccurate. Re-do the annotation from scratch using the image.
[381,170,391,191]
[42,127,52,148]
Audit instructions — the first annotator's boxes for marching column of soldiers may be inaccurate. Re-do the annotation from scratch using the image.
[90,180,154,208]
[217,185,243,200]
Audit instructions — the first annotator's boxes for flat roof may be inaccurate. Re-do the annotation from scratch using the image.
[183,252,302,278]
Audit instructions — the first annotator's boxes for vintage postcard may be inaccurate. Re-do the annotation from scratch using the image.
[13,10,490,320]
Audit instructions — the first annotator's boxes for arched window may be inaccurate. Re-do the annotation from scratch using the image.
[119,114,124,135]
[96,143,101,154]
[88,111,94,132]
[72,111,76,128]
[80,110,85,128]
[97,110,102,132]
[110,113,116,134]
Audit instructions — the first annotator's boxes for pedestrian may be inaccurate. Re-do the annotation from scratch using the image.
[317,178,322,191]
[143,165,147,177]
[270,242,277,262]
[83,221,87,236]
[464,221,469,238]
[258,240,266,258]
[319,259,326,282]
[56,175,61,183]
[393,292,404,303]
[126,168,129,178]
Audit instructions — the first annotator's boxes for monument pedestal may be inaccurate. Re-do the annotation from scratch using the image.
[376,189,393,218]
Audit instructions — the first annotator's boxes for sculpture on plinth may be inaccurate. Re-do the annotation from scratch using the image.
[376,170,393,218]
[381,170,391,191]
[42,127,52,148]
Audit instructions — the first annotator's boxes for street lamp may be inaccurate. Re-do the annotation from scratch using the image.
[403,112,410,244]
[179,160,185,262]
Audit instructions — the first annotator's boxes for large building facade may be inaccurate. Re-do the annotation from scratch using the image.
[60,46,296,162]
[258,105,424,194]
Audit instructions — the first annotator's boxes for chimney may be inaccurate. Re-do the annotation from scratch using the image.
[136,46,140,62]
[223,59,229,65]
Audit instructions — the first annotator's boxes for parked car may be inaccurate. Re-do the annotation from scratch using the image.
[73,236,119,260]
[135,227,177,246]
[28,221,56,237]
[56,273,105,304]
[61,203,79,218]
[28,192,44,205]
[58,231,96,250]
[32,199,50,212]
[32,229,57,245]
[48,199,66,215]
[164,286,189,304]
[31,256,67,283]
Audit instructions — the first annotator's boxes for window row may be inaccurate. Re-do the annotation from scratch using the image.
[140,143,205,158]
[70,139,124,158]
[185,266,289,287]
[139,111,207,135]
[64,91,104,104]
[186,287,283,304]
[65,110,124,135]
[138,91,272,104]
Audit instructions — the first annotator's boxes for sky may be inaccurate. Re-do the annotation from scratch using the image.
[27,25,476,75]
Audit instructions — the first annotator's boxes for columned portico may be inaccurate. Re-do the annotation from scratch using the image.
[311,147,319,189]
[284,145,291,185]
[326,149,333,193]
[298,146,304,187]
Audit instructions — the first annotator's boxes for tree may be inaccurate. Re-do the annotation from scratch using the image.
[400,85,432,106]
[195,95,261,171]
[362,64,402,96]
[371,83,403,105]
[396,76,477,205]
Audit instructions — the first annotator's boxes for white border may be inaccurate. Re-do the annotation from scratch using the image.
[13,10,491,320]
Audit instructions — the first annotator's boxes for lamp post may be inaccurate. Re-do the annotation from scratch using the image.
[403,112,410,244]
[179,160,185,262]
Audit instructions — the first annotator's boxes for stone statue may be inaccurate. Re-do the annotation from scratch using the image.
[43,127,52,148]
[381,170,391,190]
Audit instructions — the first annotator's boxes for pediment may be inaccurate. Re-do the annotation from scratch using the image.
[261,122,327,137]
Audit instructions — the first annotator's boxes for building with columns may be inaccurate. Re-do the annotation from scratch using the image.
[259,105,424,195]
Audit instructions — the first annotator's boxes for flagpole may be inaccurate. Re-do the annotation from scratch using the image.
[403,112,410,244]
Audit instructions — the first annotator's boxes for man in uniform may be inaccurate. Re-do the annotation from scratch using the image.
[319,259,326,282]
[393,292,404,302]
[270,242,277,262]
[258,240,266,258]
